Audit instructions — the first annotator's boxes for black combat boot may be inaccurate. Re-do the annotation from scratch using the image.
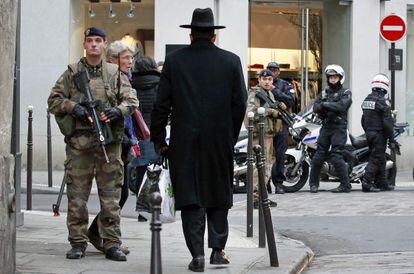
[380,184,395,191]
[188,255,205,272]
[210,249,230,265]
[310,185,318,193]
[253,199,277,209]
[105,246,127,261]
[361,177,380,192]
[66,245,86,259]
[330,184,352,193]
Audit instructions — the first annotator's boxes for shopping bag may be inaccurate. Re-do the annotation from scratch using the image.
[136,159,176,223]
[157,162,176,223]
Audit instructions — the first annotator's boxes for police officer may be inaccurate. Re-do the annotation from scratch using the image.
[360,74,395,192]
[48,27,139,261]
[267,62,296,194]
[245,69,279,208]
[309,64,352,193]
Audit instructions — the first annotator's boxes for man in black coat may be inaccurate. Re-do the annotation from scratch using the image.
[151,8,247,273]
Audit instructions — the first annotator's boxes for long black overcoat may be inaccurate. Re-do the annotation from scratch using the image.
[151,40,247,210]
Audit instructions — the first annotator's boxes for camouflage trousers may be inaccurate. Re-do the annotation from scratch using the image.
[65,143,123,250]
[253,136,274,201]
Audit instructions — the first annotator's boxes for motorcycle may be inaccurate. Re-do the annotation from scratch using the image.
[283,104,408,192]
[233,129,248,193]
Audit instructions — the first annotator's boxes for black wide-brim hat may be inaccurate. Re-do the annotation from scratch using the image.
[180,8,225,29]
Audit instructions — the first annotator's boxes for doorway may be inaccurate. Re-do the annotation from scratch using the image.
[249,0,351,113]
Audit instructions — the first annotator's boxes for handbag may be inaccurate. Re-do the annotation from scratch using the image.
[132,109,150,140]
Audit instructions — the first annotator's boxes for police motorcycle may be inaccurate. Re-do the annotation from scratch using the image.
[282,103,407,192]
[233,129,248,193]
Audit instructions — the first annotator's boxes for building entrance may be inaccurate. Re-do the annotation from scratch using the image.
[249,0,351,113]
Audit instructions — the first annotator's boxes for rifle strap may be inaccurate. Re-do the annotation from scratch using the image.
[255,91,273,106]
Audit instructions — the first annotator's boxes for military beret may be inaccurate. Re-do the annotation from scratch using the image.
[84,27,106,39]
[259,69,274,78]
[267,62,280,69]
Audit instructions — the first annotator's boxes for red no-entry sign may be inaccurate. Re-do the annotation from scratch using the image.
[380,14,406,42]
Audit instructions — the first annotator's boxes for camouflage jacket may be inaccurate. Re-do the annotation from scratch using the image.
[48,58,139,148]
[244,86,281,136]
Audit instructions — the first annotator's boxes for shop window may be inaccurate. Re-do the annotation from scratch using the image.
[84,0,155,58]
[249,1,323,113]
[406,8,414,135]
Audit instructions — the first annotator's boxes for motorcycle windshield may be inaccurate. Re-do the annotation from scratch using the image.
[298,100,316,118]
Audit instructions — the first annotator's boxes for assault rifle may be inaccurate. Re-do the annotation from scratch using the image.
[73,69,113,163]
[255,91,295,128]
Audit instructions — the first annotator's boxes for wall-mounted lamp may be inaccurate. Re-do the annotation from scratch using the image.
[88,2,96,18]
[108,2,116,18]
[127,3,135,18]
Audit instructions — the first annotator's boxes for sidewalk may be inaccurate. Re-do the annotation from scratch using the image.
[17,209,313,274]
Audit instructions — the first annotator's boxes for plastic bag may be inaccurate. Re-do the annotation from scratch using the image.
[136,159,175,223]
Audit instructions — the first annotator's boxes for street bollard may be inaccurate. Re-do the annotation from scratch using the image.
[47,107,53,188]
[257,107,266,248]
[26,105,33,210]
[254,144,279,267]
[246,111,254,238]
[150,192,162,274]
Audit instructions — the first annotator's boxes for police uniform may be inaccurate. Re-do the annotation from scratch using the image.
[245,73,280,204]
[271,78,296,193]
[48,28,139,258]
[361,89,394,191]
[309,86,352,192]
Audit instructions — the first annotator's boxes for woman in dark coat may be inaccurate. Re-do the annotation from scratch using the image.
[130,57,160,218]
[150,8,247,272]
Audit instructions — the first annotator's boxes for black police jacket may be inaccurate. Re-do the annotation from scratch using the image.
[272,79,296,108]
[361,90,394,138]
[313,86,352,128]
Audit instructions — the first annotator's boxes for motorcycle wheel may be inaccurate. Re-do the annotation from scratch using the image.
[386,153,397,186]
[233,152,247,193]
[283,155,309,193]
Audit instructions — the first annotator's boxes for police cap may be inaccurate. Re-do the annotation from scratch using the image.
[267,62,280,69]
[84,27,106,39]
[258,69,274,78]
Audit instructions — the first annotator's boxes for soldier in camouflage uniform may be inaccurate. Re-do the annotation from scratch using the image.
[245,69,280,209]
[47,27,139,261]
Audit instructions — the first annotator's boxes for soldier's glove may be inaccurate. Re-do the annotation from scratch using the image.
[71,104,90,122]
[267,109,279,118]
[103,107,122,122]
[278,102,287,111]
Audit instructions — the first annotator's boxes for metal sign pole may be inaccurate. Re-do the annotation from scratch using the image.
[390,42,395,110]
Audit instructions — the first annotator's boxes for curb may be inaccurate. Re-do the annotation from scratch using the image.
[290,248,314,274]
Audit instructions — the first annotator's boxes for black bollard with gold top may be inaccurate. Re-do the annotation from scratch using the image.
[246,111,254,237]
[257,107,266,248]
[150,192,163,274]
[254,144,279,267]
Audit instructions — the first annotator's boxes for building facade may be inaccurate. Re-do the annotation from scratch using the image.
[19,0,414,171]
